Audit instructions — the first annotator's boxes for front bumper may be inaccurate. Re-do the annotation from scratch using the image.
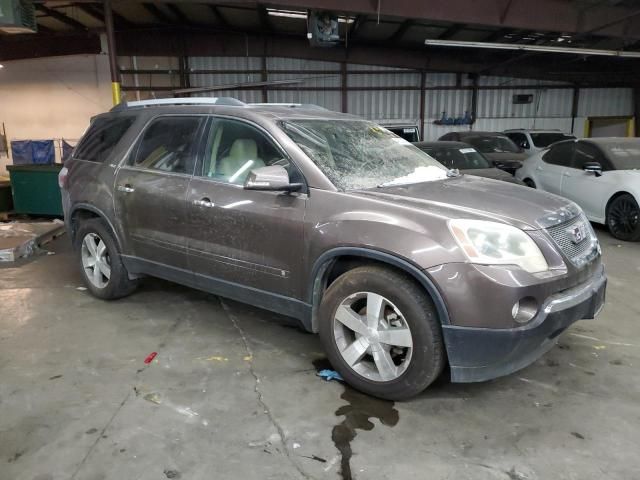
[442,265,606,383]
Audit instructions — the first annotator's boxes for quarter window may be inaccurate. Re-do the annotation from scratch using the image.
[507,132,530,150]
[131,116,203,174]
[74,115,135,162]
[200,118,303,185]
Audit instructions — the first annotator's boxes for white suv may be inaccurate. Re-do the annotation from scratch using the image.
[505,129,575,156]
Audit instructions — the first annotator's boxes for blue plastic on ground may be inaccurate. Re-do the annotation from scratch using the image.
[317,369,344,382]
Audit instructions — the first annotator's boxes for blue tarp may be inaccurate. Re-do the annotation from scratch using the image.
[11,140,55,165]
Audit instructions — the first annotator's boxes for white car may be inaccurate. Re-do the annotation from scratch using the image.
[505,129,575,156]
[516,137,640,241]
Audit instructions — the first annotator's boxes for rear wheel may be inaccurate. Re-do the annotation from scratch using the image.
[606,194,640,242]
[523,178,536,188]
[75,219,139,299]
[319,266,445,400]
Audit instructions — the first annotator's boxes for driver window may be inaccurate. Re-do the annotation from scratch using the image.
[573,142,610,171]
[201,118,303,185]
[131,116,203,174]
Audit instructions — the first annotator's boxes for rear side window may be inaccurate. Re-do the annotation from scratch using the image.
[130,116,204,174]
[74,116,135,162]
[542,141,574,166]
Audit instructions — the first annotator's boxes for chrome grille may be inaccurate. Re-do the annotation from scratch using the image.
[546,214,597,266]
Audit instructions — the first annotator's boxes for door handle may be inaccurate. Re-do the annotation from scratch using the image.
[563,172,572,177]
[535,166,543,171]
[193,197,214,208]
[117,184,135,193]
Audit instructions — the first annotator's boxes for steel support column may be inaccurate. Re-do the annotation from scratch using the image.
[104,0,121,105]
[419,70,426,140]
[571,86,580,135]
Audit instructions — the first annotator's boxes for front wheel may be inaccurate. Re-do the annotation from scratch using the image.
[607,194,640,242]
[319,266,445,400]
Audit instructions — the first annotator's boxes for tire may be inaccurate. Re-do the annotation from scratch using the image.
[74,218,139,299]
[523,178,536,188]
[318,265,445,400]
[606,194,640,242]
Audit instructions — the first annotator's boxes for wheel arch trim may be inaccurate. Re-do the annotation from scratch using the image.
[308,247,451,333]
[69,203,123,251]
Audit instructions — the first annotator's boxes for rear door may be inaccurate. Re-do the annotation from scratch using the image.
[114,115,205,271]
[535,141,574,195]
[185,117,307,300]
[561,141,614,220]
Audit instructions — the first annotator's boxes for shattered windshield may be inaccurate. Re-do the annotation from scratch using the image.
[281,120,449,190]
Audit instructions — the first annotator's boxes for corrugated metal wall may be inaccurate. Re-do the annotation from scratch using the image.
[120,56,635,140]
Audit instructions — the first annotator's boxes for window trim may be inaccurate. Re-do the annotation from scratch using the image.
[119,113,209,178]
[193,114,309,194]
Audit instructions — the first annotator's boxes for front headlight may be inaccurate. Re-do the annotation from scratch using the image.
[448,219,548,273]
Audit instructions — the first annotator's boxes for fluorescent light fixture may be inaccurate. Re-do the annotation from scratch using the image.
[424,39,640,58]
[266,8,352,23]
[0,65,4,69]
[267,8,307,19]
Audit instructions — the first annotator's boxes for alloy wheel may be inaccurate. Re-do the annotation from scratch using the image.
[333,292,414,382]
[81,232,111,289]
[608,197,640,238]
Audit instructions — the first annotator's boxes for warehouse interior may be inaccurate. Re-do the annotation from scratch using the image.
[1,1,640,479]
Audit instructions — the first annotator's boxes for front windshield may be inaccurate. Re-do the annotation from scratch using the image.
[603,142,640,170]
[282,120,449,190]
[422,146,491,170]
[530,132,575,147]
[466,135,521,154]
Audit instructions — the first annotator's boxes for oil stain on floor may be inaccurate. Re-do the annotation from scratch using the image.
[313,358,399,480]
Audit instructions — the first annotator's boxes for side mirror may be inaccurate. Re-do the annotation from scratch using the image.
[244,165,303,192]
[583,161,602,177]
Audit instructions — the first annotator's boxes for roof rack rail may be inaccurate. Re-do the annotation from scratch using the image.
[110,97,245,112]
[249,102,327,110]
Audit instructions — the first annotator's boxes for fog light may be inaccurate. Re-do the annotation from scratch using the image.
[512,297,538,324]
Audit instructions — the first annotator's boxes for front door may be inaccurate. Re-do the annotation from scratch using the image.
[114,115,205,271]
[561,141,614,221]
[185,117,307,300]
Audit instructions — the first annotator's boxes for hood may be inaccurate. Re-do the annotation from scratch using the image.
[482,151,528,162]
[464,168,525,185]
[352,175,572,230]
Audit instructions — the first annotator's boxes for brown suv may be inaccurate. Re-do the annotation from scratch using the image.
[59,98,606,400]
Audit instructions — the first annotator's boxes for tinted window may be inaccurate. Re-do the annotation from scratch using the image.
[601,142,640,170]
[530,132,575,148]
[74,115,135,162]
[421,146,491,170]
[465,135,521,154]
[573,142,607,170]
[507,132,529,149]
[132,116,203,174]
[542,141,574,166]
[201,118,303,185]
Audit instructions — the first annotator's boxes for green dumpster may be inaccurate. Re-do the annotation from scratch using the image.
[7,164,64,216]
[0,180,12,213]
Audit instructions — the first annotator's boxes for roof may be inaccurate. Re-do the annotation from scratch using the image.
[455,131,505,137]
[414,141,471,148]
[504,129,563,133]
[583,137,640,146]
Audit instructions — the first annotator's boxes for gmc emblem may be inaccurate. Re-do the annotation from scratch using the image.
[569,223,587,244]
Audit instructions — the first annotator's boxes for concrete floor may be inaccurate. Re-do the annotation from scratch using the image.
[1,227,639,480]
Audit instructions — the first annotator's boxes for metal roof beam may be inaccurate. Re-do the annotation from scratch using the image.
[35,4,87,30]
[249,0,640,40]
